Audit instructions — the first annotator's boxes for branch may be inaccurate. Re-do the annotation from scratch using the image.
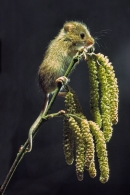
[0,53,80,195]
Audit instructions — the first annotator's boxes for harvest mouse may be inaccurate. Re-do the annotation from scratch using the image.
[39,21,94,112]
[27,21,95,152]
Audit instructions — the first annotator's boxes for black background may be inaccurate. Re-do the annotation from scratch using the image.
[0,0,130,194]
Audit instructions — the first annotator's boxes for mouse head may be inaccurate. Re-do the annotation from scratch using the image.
[63,21,94,51]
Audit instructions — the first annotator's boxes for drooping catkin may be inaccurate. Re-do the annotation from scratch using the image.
[66,86,83,114]
[63,117,74,165]
[68,116,85,181]
[63,91,76,165]
[64,91,76,114]
[89,121,109,183]
[96,53,118,125]
[97,63,113,142]
[80,119,96,177]
[87,57,102,128]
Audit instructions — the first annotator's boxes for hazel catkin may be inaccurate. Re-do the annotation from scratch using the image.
[63,117,74,165]
[68,116,85,181]
[87,57,102,128]
[89,121,109,183]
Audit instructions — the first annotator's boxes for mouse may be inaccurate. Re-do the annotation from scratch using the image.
[27,21,95,152]
[39,21,95,113]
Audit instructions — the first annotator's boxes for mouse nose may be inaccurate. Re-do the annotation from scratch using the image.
[87,37,94,46]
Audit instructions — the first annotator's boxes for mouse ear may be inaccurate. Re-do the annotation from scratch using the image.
[64,22,75,32]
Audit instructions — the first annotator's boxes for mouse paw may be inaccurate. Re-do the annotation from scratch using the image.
[55,76,70,86]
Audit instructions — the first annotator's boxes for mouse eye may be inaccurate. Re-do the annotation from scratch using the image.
[80,33,85,39]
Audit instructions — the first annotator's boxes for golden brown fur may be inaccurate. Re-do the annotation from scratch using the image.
[38,21,94,94]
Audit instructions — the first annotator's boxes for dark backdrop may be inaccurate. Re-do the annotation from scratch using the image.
[0,0,130,194]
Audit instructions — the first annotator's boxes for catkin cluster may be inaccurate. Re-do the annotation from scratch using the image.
[87,53,119,142]
[63,88,109,183]
[63,53,118,183]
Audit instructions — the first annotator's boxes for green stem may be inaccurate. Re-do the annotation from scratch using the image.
[0,54,79,195]
[43,55,79,116]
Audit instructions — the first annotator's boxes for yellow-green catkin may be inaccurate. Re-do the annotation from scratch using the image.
[63,91,76,165]
[88,161,97,178]
[65,87,83,116]
[64,91,76,114]
[63,117,74,165]
[89,121,109,183]
[68,116,85,181]
[87,56,102,128]
[80,119,96,178]
[96,53,118,125]
[97,62,113,142]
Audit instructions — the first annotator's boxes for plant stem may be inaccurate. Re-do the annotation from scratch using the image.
[0,54,79,195]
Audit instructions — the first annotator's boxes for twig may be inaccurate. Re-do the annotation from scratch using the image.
[0,53,80,195]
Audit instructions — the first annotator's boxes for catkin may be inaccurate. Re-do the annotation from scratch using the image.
[96,54,118,125]
[63,117,74,165]
[80,119,96,178]
[89,121,109,183]
[97,63,113,142]
[68,116,85,181]
[87,57,102,128]
[64,91,76,114]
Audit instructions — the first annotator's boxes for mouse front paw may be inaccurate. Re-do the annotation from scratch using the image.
[55,76,70,86]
